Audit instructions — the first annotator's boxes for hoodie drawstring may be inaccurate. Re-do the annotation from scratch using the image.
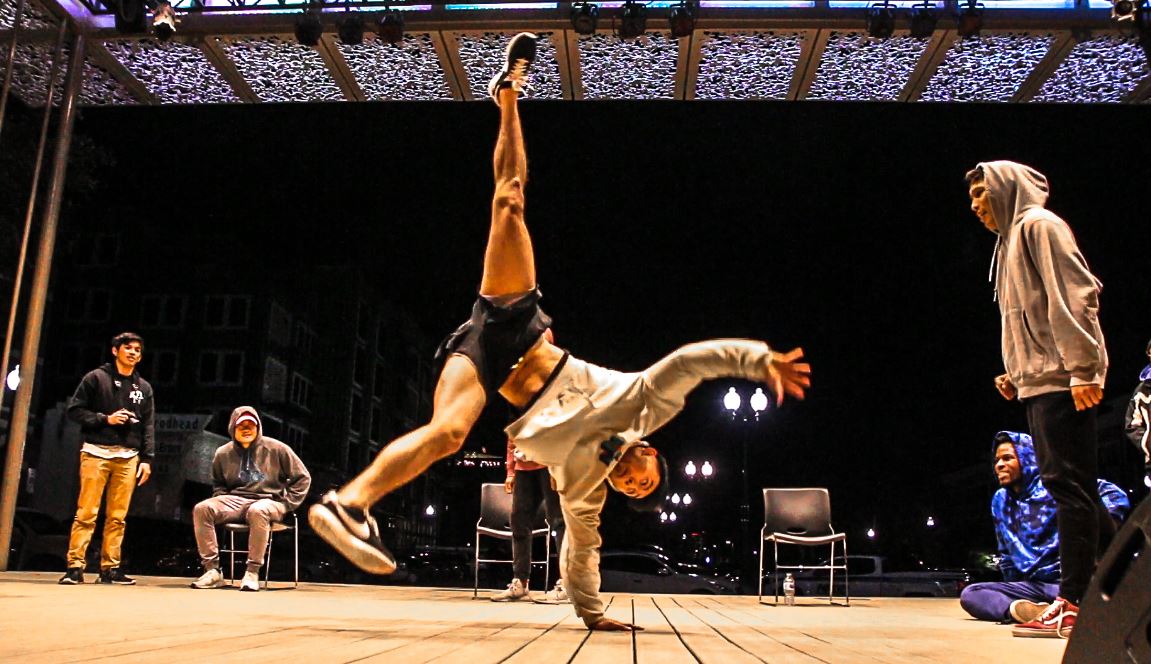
[988,235,1001,302]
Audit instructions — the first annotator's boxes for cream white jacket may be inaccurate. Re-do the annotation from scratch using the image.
[505,339,773,626]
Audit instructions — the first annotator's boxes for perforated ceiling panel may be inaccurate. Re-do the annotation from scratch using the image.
[218,35,344,103]
[807,31,930,101]
[920,33,1057,102]
[0,42,139,106]
[0,0,58,30]
[577,32,679,100]
[695,31,805,100]
[337,33,454,101]
[1033,35,1151,103]
[103,39,240,105]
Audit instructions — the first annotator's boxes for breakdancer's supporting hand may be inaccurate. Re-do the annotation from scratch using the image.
[590,617,645,632]
[766,347,811,405]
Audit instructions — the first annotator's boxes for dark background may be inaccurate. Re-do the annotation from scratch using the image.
[8,97,1151,573]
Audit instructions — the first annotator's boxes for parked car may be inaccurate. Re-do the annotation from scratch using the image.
[793,554,971,598]
[8,508,69,571]
[599,551,737,594]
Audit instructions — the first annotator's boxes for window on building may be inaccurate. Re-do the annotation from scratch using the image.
[350,391,364,433]
[204,295,249,329]
[263,356,288,403]
[197,351,244,386]
[286,425,309,451]
[290,373,312,410]
[292,322,316,358]
[140,295,186,328]
[354,345,368,387]
[65,290,111,323]
[268,302,292,347]
[370,404,383,443]
[150,350,179,385]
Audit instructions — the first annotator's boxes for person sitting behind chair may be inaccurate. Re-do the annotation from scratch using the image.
[190,406,311,591]
[959,431,1128,625]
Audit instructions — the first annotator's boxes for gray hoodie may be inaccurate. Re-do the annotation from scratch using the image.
[980,160,1108,399]
[211,406,311,511]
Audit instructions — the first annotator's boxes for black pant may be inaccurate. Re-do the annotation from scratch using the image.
[1025,391,1115,603]
[511,467,565,585]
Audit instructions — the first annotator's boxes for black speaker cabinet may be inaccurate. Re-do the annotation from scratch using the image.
[1064,496,1151,663]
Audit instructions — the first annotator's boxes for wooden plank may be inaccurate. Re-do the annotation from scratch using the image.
[569,595,642,664]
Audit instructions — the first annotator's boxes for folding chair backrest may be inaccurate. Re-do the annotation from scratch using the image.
[762,488,834,537]
[479,483,515,532]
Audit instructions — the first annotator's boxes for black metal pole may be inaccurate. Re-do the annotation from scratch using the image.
[0,31,85,571]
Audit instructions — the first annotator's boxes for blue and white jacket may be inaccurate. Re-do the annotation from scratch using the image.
[991,431,1130,583]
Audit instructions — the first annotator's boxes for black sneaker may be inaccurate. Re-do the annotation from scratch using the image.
[308,491,396,575]
[58,568,84,585]
[487,32,538,103]
[97,567,136,585]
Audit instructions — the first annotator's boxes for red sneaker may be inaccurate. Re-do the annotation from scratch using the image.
[1011,597,1077,638]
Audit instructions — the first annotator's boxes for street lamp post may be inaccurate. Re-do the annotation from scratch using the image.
[725,385,769,594]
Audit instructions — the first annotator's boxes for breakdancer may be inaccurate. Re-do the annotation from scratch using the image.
[310,32,811,631]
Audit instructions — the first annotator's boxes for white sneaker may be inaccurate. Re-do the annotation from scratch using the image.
[487,32,538,104]
[490,578,529,602]
[190,568,224,589]
[534,578,569,604]
[239,569,260,592]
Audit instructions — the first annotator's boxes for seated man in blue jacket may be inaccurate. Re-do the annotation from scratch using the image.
[960,431,1129,626]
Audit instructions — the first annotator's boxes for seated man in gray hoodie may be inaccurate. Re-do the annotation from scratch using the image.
[308,33,811,631]
[191,406,311,591]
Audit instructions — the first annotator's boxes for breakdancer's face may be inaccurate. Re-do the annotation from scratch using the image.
[608,445,660,499]
[994,442,1022,490]
[968,179,997,234]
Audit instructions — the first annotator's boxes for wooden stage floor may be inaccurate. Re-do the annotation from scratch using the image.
[1,572,1067,663]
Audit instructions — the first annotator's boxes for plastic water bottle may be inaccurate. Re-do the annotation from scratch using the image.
[783,573,796,606]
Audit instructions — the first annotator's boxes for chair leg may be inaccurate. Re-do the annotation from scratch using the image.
[773,540,780,605]
[843,538,850,606]
[228,529,236,586]
[827,541,833,604]
[544,530,550,592]
[264,531,274,590]
[294,518,300,589]
[758,537,764,601]
[473,531,480,599]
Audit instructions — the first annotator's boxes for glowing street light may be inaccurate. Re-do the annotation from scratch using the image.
[660,511,669,523]
[669,512,678,523]
[424,505,436,517]
[723,387,741,413]
[5,365,19,391]
[682,493,693,506]
[867,528,876,539]
[750,387,769,414]
[926,516,936,527]
[684,460,697,477]
[671,493,681,505]
[701,460,714,477]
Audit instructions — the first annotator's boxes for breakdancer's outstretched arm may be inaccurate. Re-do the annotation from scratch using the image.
[309,34,542,575]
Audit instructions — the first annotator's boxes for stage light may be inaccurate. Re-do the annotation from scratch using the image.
[866,1,896,39]
[376,9,405,45]
[908,1,938,38]
[571,2,599,35]
[668,1,696,39]
[617,0,648,40]
[114,0,147,34]
[956,0,984,38]
[338,12,365,46]
[152,0,176,41]
[1112,0,1140,22]
[295,10,323,47]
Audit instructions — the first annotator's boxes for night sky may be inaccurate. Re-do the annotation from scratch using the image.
[31,97,1151,563]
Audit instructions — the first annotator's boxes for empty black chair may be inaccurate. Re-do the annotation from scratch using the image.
[758,488,848,605]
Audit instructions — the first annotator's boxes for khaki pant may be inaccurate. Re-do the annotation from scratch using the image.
[66,452,139,570]
[192,495,287,574]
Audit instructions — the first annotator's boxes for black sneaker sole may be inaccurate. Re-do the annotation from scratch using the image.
[309,503,397,575]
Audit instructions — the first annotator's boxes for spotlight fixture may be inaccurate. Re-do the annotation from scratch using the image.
[151,0,176,41]
[570,2,599,35]
[956,0,984,38]
[617,0,648,40]
[338,12,365,46]
[668,1,696,39]
[376,9,405,45]
[295,10,323,47]
[866,1,896,39]
[908,1,938,39]
[1112,0,1140,22]
[114,0,147,34]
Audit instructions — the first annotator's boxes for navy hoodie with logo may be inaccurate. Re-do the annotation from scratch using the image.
[66,363,155,461]
[991,431,1130,582]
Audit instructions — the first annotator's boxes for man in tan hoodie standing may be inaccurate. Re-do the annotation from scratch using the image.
[966,161,1109,639]
[190,406,311,591]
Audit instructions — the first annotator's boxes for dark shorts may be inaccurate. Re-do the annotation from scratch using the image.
[435,288,552,396]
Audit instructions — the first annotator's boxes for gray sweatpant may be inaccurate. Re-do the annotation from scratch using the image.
[193,495,287,573]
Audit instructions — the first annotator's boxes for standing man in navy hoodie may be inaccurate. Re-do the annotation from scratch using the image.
[59,331,155,585]
[190,406,311,592]
[966,161,1109,638]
